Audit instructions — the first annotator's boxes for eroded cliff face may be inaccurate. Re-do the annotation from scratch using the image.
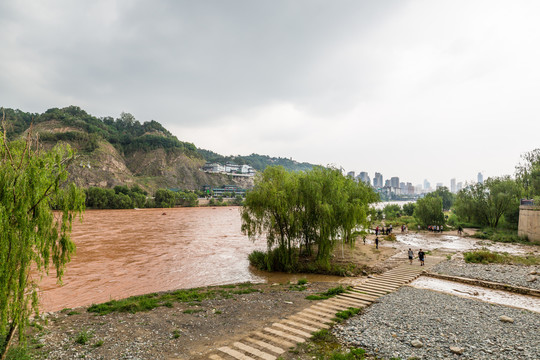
[65,140,253,191]
[27,119,253,191]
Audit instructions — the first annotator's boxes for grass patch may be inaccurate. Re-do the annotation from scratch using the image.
[306,286,347,300]
[67,310,80,316]
[74,330,92,345]
[93,340,104,347]
[333,307,362,323]
[289,328,368,359]
[172,330,181,338]
[472,228,536,245]
[464,250,540,265]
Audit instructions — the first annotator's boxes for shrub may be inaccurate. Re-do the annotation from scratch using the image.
[75,330,92,345]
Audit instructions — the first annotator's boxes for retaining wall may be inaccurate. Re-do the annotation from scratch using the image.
[518,205,540,243]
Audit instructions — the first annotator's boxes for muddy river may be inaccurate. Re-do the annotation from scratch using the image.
[39,207,343,312]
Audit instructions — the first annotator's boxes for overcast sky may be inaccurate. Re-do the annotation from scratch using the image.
[1,0,539,186]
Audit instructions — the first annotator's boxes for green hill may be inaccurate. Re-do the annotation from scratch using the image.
[1,106,316,191]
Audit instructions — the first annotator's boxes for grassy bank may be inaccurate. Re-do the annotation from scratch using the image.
[471,228,535,244]
[464,250,540,265]
[248,249,373,276]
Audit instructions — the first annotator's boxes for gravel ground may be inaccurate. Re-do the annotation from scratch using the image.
[431,257,540,290]
[333,287,540,360]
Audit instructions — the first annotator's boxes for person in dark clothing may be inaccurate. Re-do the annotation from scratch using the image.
[418,249,425,266]
[375,237,379,249]
[408,248,414,265]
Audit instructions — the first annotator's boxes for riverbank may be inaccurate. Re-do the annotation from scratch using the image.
[28,281,341,359]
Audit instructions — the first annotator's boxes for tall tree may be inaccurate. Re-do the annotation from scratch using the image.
[426,186,455,210]
[515,148,540,200]
[453,176,520,228]
[0,116,85,358]
[414,196,444,227]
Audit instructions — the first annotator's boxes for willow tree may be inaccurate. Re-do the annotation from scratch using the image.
[0,116,85,358]
[242,166,378,271]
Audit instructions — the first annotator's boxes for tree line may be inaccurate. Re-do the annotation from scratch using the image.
[2,106,198,157]
[85,186,199,209]
[241,166,379,272]
[380,148,540,234]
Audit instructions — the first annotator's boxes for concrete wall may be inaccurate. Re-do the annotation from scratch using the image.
[518,205,540,243]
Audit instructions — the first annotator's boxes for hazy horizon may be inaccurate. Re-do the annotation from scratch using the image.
[1,0,538,186]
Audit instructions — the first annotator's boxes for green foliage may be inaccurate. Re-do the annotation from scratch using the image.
[464,250,540,265]
[0,124,85,357]
[172,330,181,338]
[297,278,308,286]
[305,286,347,300]
[472,228,533,244]
[426,186,455,210]
[242,166,378,272]
[515,148,540,199]
[75,330,92,345]
[414,196,444,227]
[334,307,361,322]
[402,202,416,216]
[2,106,200,158]
[382,204,401,220]
[87,294,160,315]
[453,177,520,228]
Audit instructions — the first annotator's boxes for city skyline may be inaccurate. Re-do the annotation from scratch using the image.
[352,169,483,194]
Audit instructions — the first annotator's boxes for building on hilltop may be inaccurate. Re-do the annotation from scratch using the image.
[201,162,255,176]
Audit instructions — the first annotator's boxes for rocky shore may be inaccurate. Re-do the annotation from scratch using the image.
[333,286,540,360]
[431,257,539,290]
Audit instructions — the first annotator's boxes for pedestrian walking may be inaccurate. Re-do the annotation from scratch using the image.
[363,235,366,245]
[408,248,414,265]
[418,249,425,266]
[375,236,379,249]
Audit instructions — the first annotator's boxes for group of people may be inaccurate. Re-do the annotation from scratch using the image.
[374,225,392,236]
[427,225,443,232]
[408,248,426,266]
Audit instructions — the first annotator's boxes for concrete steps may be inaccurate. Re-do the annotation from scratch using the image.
[207,259,442,359]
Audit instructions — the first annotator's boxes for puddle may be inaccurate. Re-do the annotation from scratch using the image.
[411,276,540,313]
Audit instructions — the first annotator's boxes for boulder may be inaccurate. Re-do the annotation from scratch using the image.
[411,340,423,348]
[450,346,464,355]
[499,315,514,323]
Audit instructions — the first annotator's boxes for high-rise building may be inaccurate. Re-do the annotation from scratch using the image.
[477,172,484,184]
[457,182,463,192]
[450,178,456,193]
[415,184,423,194]
[385,179,391,187]
[423,179,430,190]
[358,171,370,185]
[436,183,443,189]
[347,171,355,178]
[390,177,400,189]
[373,172,383,188]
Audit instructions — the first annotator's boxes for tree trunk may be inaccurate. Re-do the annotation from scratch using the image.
[0,323,18,360]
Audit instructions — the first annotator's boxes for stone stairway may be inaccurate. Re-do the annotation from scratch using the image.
[207,259,442,360]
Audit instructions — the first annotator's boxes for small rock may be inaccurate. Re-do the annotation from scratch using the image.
[526,275,537,282]
[450,346,464,355]
[529,270,537,275]
[391,332,397,338]
[411,340,423,348]
[499,315,514,323]
[284,301,293,304]
[271,283,280,286]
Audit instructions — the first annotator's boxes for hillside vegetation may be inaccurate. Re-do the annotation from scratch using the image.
[1,106,315,191]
